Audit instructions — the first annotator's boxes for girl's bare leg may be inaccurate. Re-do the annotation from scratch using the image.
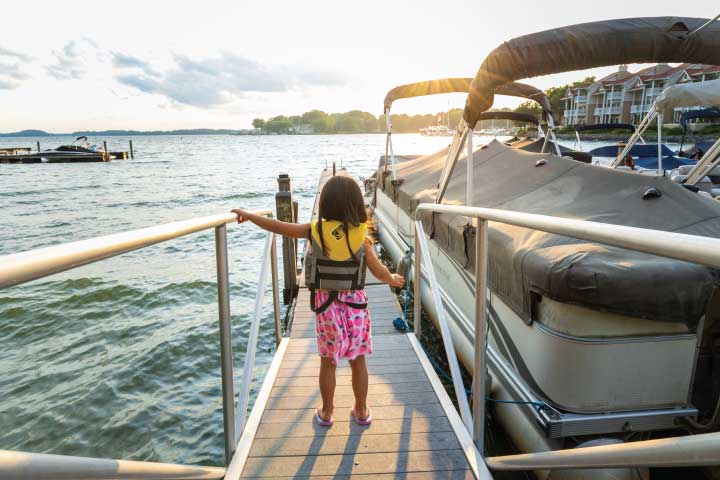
[318,357,336,420]
[348,355,369,419]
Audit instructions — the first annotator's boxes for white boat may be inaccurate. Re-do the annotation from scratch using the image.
[373,16,720,480]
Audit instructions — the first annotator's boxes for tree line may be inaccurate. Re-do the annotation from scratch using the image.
[251,77,596,134]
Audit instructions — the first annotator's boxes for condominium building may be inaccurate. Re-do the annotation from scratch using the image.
[562,64,720,127]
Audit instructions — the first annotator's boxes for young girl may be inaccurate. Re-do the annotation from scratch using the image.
[232,176,404,427]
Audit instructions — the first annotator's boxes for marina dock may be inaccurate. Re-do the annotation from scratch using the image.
[229,286,480,478]
[225,167,483,478]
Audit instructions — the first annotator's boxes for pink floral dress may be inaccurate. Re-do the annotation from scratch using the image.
[315,289,373,365]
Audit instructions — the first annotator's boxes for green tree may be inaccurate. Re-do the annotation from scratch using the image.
[544,76,595,122]
[252,118,265,129]
[263,116,293,134]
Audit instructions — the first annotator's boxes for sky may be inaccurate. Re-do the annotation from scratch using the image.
[0,0,716,132]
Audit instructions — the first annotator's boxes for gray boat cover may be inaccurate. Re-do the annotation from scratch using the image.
[509,137,592,163]
[378,140,719,328]
[465,17,720,125]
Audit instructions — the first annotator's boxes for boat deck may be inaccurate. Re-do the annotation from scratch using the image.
[227,168,481,478]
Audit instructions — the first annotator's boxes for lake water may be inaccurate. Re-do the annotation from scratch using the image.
[0,132,667,466]
[0,133,476,466]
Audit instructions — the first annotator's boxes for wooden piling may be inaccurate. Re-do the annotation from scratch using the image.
[103,141,109,162]
[36,141,40,153]
[129,140,134,159]
[276,174,297,304]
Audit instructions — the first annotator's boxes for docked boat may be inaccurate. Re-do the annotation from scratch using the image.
[0,136,130,164]
[371,16,720,479]
[679,107,720,158]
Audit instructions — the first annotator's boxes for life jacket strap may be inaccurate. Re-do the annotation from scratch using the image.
[309,289,368,314]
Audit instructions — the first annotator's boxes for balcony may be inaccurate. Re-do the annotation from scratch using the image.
[631,104,651,114]
[564,108,588,117]
[645,87,661,97]
[594,106,621,116]
[575,95,588,103]
[607,92,624,101]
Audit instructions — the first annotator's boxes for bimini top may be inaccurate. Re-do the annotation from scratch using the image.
[478,111,539,125]
[383,78,553,114]
[575,123,635,133]
[655,78,720,111]
[464,17,720,125]
[681,107,720,130]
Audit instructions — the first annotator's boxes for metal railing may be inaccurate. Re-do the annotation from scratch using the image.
[413,202,720,470]
[0,210,281,478]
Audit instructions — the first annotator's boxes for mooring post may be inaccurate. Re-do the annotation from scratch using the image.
[276,174,297,304]
[36,141,40,153]
[103,141,108,162]
[129,140,134,159]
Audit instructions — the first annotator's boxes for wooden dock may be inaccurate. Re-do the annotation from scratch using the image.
[225,168,485,479]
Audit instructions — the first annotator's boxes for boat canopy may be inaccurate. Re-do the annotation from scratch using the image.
[377,140,718,327]
[681,108,720,129]
[464,17,720,125]
[575,123,635,133]
[655,78,720,111]
[383,78,552,114]
[478,111,539,125]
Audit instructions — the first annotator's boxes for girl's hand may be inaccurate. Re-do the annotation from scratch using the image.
[389,274,405,288]
[231,208,249,223]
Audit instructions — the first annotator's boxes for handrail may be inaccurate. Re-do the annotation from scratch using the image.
[414,201,720,469]
[0,450,225,480]
[0,209,281,477]
[0,211,269,288]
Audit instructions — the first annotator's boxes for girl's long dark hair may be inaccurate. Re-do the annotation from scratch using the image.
[317,176,368,261]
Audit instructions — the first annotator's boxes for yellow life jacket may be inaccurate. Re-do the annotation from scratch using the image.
[305,219,368,312]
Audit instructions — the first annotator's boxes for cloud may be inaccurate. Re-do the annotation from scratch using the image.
[115,52,348,108]
[0,46,32,87]
[111,52,160,77]
[45,39,96,80]
[0,45,32,62]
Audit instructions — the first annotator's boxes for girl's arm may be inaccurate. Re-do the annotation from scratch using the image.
[231,208,309,239]
[364,239,404,288]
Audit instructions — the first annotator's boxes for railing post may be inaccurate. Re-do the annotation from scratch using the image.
[214,224,236,465]
[472,218,489,453]
[270,233,282,346]
[413,225,422,338]
[276,174,297,304]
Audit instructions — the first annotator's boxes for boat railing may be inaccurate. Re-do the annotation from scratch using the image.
[413,202,720,471]
[0,209,281,479]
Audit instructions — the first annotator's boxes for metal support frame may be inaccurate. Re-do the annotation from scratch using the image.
[385,107,397,179]
[545,115,563,157]
[436,119,470,203]
[0,209,281,477]
[657,112,664,173]
[472,219,488,451]
[235,231,275,441]
[466,127,474,206]
[612,109,658,168]
[414,220,473,429]
[685,135,720,186]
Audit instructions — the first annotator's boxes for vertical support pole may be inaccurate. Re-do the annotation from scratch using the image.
[270,233,282,346]
[276,174,297,304]
[103,141,108,162]
[215,225,236,465]
[36,141,40,153]
[385,108,397,180]
[466,126,473,207]
[413,226,422,338]
[657,113,664,174]
[472,219,489,453]
[236,232,273,438]
[129,140,134,159]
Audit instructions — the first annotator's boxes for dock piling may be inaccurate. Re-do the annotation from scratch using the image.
[36,141,40,153]
[103,141,108,162]
[129,140,134,159]
[276,174,297,304]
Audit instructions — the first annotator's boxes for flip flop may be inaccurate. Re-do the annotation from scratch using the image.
[315,408,333,427]
[351,407,372,426]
